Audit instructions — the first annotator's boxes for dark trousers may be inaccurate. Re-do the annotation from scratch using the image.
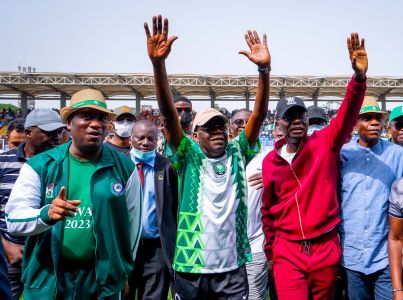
[56,267,122,300]
[344,266,392,300]
[127,238,171,300]
[174,265,249,300]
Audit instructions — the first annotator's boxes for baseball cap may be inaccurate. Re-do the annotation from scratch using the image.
[276,96,307,119]
[113,106,136,118]
[25,109,66,131]
[192,108,228,132]
[359,96,387,115]
[307,106,328,123]
[389,106,403,123]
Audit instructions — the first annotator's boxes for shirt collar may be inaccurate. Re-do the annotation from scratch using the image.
[133,156,155,168]
[16,142,27,160]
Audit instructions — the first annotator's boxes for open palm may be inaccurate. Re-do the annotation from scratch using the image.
[144,15,177,62]
[347,32,368,76]
[239,30,271,67]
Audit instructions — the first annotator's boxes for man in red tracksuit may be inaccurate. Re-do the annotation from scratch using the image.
[261,32,368,299]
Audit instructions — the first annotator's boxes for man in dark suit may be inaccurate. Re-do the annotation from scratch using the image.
[127,120,178,300]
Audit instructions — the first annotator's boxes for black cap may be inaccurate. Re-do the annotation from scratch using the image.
[307,106,328,123]
[276,96,307,119]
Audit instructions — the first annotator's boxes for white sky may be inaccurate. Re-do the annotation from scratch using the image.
[0,0,402,110]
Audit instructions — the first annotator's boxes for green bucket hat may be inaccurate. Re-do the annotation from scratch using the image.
[359,96,387,115]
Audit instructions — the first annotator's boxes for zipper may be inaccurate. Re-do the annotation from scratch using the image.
[90,171,100,296]
[277,143,306,240]
[290,164,305,239]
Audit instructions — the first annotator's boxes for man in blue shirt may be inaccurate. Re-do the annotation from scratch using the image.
[127,120,178,300]
[340,96,403,299]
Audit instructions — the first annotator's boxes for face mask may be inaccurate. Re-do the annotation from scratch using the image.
[307,124,325,136]
[130,147,156,163]
[114,120,134,138]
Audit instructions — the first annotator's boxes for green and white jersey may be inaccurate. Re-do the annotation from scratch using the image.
[165,130,260,274]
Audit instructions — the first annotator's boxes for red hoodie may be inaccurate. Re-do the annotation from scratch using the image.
[261,76,366,260]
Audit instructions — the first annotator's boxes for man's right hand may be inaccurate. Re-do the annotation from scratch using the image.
[144,15,178,64]
[48,186,80,222]
[347,32,367,82]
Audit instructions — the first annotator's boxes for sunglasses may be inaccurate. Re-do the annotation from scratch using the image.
[176,107,192,113]
[232,119,248,127]
[197,124,227,133]
[282,111,308,123]
[393,122,403,131]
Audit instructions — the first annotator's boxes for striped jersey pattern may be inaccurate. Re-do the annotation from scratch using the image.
[0,143,27,244]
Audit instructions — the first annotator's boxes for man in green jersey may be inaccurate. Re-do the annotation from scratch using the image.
[5,88,142,300]
[144,15,270,299]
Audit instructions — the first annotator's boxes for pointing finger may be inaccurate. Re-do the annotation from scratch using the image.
[58,186,67,201]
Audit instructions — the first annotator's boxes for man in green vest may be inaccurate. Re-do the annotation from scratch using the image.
[5,88,142,300]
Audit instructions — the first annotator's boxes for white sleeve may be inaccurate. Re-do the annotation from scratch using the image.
[125,170,143,259]
[5,164,52,236]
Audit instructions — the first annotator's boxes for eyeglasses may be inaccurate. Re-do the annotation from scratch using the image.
[232,119,248,127]
[393,122,403,131]
[176,107,192,114]
[197,124,227,133]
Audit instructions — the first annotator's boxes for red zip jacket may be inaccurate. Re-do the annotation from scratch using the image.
[261,76,366,260]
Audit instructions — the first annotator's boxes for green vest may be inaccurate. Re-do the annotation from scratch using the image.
[21,141,136,299]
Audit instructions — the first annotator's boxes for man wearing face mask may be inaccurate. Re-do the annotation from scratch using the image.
[127,120,178,300]
[307,106,328,136]
[105,105,136,156]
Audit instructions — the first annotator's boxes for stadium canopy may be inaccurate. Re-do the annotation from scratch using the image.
[0,72,402,115]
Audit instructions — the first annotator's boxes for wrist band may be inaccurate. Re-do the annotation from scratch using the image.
[393,288,403,292]
[258,65,271,74]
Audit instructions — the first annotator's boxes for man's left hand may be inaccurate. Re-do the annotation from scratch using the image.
[239,30,271,68]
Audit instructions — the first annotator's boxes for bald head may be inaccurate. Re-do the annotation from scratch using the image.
[131,120,159,152]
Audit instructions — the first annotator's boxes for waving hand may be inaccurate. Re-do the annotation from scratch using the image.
[144,15,178,62]
[239,30,271,68]
[347,32,368,81]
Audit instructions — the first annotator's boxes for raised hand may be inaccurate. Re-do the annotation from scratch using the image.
[347,32,368,81]
[144,15,178,63]
[239,30,271,68]
[48,186,80,222]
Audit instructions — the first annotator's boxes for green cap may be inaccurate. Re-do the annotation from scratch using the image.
[389,106,403,123]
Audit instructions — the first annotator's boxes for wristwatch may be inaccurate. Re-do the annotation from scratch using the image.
[258,65,271,74]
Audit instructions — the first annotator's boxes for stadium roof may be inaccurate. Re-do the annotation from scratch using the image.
[1,72,403,100]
